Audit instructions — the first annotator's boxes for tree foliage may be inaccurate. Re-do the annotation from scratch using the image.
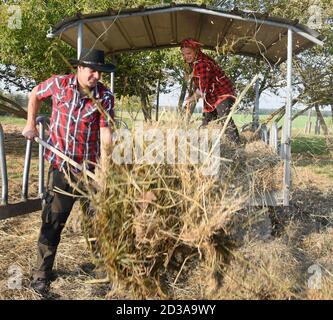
[0,0,332,126]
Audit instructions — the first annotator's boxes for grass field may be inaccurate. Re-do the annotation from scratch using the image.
[112,110,333,134]
[2,113,331,156]
[0,116,27,126]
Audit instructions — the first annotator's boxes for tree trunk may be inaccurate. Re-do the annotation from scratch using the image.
[140,92,151,122]
[304,109,312,134]
[177,81,187,114]
[331,105,333,124]
[314,104,328,135]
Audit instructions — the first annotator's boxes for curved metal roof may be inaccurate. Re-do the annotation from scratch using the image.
[48,3,324,64]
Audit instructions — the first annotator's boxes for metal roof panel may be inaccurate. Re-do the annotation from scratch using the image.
[48,4,323,64]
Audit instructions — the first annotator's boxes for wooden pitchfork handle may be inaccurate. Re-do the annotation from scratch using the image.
[34,137,97,181]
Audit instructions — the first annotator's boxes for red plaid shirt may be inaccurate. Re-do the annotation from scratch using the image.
[36,74,114,172]
[191,51,236,112]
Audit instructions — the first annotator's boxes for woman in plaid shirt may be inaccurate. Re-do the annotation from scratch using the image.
[22,48,115,294]
[181,38,240,143]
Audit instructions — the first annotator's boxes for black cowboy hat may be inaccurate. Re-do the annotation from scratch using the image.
[69,48,115,73]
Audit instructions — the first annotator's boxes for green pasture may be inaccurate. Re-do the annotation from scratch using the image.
[1,113,332,157]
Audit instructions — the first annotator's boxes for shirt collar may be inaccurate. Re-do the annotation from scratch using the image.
[70,74,100,99]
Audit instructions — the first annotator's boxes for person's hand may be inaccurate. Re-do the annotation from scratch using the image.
[22,125,39,140]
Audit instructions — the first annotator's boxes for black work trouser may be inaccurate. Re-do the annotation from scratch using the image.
[202,98,240,144]
[33,166,93,280]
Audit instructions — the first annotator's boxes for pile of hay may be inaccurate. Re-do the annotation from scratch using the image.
[174,238,300,300]
[242,140,284,194]
[83,119,283,299]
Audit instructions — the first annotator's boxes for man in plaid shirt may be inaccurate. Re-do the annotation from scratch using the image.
[22,48,115,294]
[181,38,240,143]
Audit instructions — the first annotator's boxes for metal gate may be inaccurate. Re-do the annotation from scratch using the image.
[0,116,47,220]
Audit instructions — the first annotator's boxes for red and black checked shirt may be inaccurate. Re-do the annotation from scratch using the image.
[191,51,236,112]
[36,74,114,172]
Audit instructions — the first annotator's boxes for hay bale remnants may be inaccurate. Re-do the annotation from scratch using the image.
[83,119,283,299]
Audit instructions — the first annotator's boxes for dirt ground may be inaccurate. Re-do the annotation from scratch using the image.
[1,123,333,300]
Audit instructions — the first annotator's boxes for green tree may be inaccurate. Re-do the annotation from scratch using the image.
[229,0,333,131]
[1,0,331,127]
[0,0,180,119]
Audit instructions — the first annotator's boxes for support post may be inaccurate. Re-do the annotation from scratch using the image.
[254,77,260,130]
[0,124,8,205]
[269,122,279,153]
[110,73,114,93]
[260,124,269,144]
[315,118,320,135]
[110,54,115,93]
[77,22,83,59]
[282,28,293,207]
[156,78,160,121]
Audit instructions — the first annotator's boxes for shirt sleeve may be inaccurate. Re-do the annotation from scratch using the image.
[35,75,62,100]
[99,92,114,128]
